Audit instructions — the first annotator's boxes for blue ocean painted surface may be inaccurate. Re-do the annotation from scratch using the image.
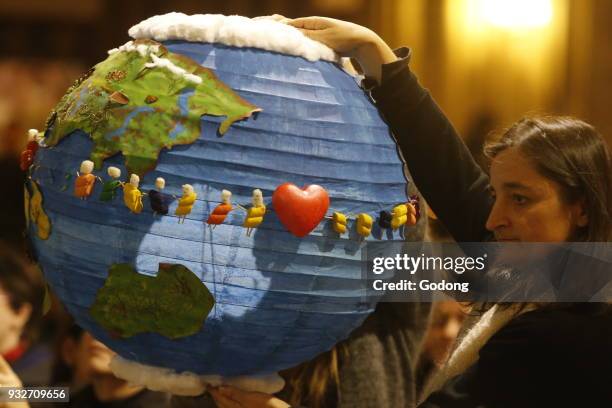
[30,42,420,376]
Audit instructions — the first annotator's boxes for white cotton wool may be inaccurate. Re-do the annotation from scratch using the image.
[110,356,207,396]
[108,41,160,57]
[144,54,203,84]
[110,355,286,396]
[128,12,339,62]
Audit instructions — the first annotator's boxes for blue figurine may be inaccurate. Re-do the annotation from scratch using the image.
[148,177,171,215]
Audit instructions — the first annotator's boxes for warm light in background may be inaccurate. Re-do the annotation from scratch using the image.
[469,0,553,29]
[443,0,568,135]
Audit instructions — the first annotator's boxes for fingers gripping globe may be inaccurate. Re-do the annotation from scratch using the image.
[25,13,423,395]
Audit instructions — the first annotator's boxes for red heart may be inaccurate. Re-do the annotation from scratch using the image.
[272,183,330,237]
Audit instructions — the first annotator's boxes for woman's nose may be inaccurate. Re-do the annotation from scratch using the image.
[485,201,509,232]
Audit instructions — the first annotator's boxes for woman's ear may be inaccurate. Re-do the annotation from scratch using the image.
[573,199,589,227]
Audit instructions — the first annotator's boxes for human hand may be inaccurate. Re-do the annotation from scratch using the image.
[287,16,397,83]
[209,386,290,408]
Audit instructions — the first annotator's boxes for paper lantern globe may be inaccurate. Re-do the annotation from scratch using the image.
[25,13,423,393]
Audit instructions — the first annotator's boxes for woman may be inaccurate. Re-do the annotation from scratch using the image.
[211,17,612,408]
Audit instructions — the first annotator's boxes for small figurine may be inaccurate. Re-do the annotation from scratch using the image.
[409,195,421,221]
[241,189,266,237]
[175,184,197,224]
[207,189,233,229]
[20,150,34,172]
[356,213,373,238]
[99,167,123,202]
[331,212,348,235]
[378,210,392,229]
[123,174,144,214]
[74,160,97,200]
[20,129,41,171]
[26,129,41,154]
[406,202,417,226]
[391,204,409,230]
[149,177,171,215]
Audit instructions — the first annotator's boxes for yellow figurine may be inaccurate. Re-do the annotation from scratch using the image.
[356,213,373,238]
[331,212,348,235]
[175,184,197,224]
[391,204,409,230]
[123,174,144,214]
[242,189,266,237]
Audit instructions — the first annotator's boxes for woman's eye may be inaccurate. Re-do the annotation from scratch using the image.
[512,194,529,205]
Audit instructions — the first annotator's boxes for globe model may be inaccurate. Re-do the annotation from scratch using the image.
[26,13,422,390]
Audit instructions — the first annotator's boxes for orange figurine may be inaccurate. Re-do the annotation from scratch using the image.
[206,189,233,229]
[74,160,97,200]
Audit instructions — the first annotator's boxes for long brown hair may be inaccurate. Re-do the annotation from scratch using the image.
[281,343,348,408]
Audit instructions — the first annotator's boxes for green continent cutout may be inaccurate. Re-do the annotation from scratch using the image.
[45,39,260,176]
[90,263,215,339]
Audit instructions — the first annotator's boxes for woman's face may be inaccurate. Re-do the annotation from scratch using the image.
[486,147,587,242]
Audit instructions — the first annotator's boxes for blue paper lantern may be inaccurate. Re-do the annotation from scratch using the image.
[28,39,419,378]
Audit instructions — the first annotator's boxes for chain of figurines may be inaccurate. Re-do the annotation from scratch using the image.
[21,128,419,238]
[73,162,188,217]
[326,199,419,239]
[70,158,420,238]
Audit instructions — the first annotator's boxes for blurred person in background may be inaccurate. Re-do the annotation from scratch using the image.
[0,354,29,408]
[414,301,467,397]
[0,244,51,388]
[53,324,171,408]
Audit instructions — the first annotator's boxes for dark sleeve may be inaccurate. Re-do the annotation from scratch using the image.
[367,48,493,242]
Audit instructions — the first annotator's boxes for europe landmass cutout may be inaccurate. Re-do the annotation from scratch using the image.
[44,39,260,176]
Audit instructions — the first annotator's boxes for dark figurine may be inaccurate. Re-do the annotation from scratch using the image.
[378,210,392,229]
[149,177,171,215]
